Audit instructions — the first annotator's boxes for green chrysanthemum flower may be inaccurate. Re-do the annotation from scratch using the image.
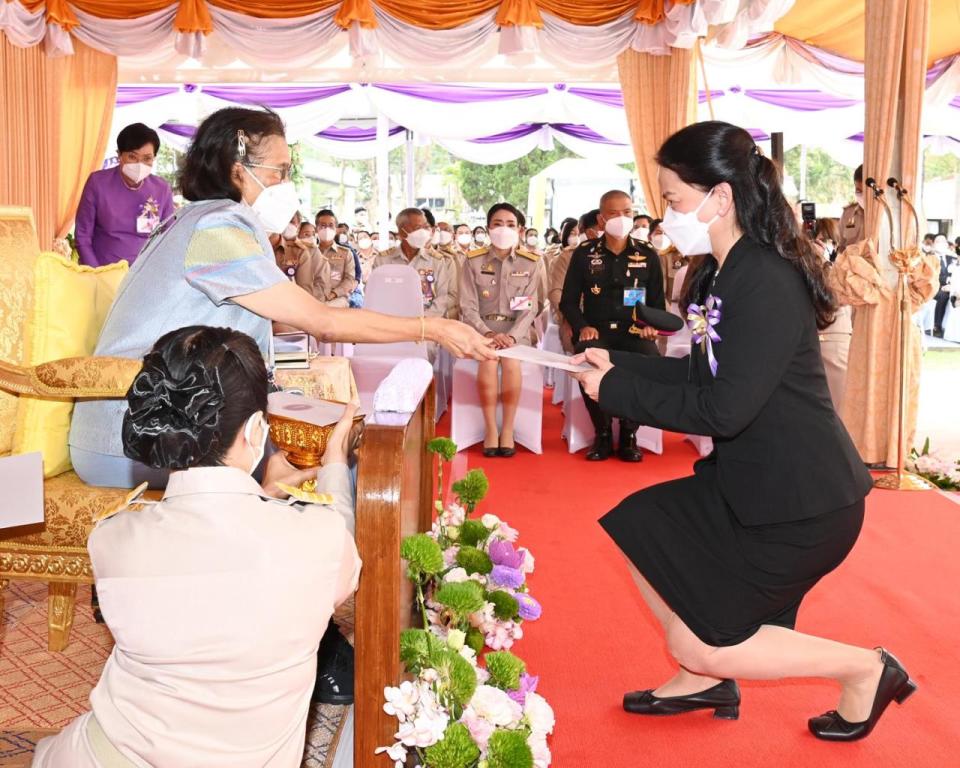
[423,723,480,768]
[486,729,533,768]
[401,533,445,577]
[485,651,526,691]
[435,580,486,616]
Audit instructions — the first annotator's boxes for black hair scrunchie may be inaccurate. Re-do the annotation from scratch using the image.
[122,352,226,469]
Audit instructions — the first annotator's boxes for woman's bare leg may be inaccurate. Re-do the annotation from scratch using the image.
[477,360,500,449]
[498,358,522,448]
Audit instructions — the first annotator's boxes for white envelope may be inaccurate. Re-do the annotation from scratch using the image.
[0,452,44,529]
[494,345,593,373]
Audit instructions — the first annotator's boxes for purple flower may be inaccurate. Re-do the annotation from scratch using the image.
[507,673,540,706]
[516,593,542,621]
[488,540,525,569]
[490,565,525,589]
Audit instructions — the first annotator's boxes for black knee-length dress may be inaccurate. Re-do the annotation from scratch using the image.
[596,236,873,647]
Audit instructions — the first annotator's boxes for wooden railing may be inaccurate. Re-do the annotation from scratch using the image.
[353,378,437,763]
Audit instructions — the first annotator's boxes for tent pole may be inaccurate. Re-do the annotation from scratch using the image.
[376,113,390,243]
[405,130,415,207]
[799,144,807,200]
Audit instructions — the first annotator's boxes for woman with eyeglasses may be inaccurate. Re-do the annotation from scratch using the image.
[69,107,494,489]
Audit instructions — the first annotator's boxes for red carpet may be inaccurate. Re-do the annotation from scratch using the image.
[438,391,960,767]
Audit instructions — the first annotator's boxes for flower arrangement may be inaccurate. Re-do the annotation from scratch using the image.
[377,438,554,768]
[908,438,960,491]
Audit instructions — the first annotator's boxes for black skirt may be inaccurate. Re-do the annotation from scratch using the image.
[598,462,865,647]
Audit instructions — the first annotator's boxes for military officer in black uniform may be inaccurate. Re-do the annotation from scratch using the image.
[560,190,665,462]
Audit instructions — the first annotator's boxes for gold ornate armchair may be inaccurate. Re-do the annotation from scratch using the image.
[0,206,143,651]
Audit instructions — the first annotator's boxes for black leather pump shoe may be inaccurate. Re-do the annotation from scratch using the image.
[808,648,917,742]
[623,679,740,719]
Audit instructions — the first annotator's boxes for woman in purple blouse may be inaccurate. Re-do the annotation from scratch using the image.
[75,123,175,266]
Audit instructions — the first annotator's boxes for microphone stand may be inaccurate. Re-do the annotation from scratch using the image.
[870,177,934,491]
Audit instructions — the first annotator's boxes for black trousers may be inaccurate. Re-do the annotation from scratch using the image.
[575,329,659,431]
[934,290,950,332]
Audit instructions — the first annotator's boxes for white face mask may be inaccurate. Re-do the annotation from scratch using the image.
[603,215,634,239]
[358,237,372,250]
[456,233,473,247]
[317,226,336,244]
[490,226,520,250]
[474,233,488,245]
[122,162,153,184]
[934,239,950,256]
[337,233,349,245]
[566,234,579,247]
[632,226,650,241]
[525,234,539,247]
[405,228,432,250]
[660,189,718,257]
[854,190,865,210]
[430,230,441,246]
[281,223,298,240]
[577,233,588,244]
[243,411,268,476]
[652,233,671,251]
[243,166,301,235]
[439,230,453,246]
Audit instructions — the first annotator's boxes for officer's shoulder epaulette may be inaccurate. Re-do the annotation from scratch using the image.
[516,247,540,262]
[95,482,154,524]
[467,246,490,258]
[428,247,446,261]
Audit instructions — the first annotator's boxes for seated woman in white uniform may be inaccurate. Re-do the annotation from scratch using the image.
[33,326,361,768]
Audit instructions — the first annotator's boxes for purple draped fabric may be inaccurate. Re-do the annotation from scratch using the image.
[315,125,405,141]
[468,124,543,144]
[552,123,625,145]
[567,87,623,107]
[116,86,180,107]
[159,123,197,138]
[745,89,860,111]
[203,85,350,108]
[372,83,548,102]
[926,55,958,86]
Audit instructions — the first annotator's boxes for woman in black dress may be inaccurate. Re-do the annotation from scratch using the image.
[573,122,915,741]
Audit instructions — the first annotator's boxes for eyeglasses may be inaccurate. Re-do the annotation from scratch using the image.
[244,162,292,182]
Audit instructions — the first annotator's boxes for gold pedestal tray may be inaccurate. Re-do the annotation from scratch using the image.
[873,470,937,491]
[268,409,365,469]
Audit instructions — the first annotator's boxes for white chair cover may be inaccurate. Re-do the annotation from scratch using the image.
[539,320,566,403]
[450,358,543,454]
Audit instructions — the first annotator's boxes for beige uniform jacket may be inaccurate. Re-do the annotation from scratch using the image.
[838,202,864,252]
[298,243,358,302]
[32,465,360,768]
[373,246,457,318]
[460,245,541,344]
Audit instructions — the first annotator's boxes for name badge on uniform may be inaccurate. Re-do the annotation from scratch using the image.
[510,295,533,311]
[418,269,436,304]
[627,262,649,270]
[481,262,496,274]
[510,271,530,278]
[623,287,646,307]
[331,271,342,281]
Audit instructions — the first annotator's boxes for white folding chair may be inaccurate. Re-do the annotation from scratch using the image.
[561,375,663,455]
[353,264,448,419]
[662,330,712,456]
[450,358,543,454]
[539,319,567,403]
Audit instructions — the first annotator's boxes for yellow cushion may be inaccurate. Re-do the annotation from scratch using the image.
[0,206,40,456]
[13,253,128,477]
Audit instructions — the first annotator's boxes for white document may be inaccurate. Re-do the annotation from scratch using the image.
[268,391,364,426]
[0,452,44,529]
[494,345,593,373]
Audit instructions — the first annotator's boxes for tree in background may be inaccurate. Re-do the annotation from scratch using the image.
[453,146,576,213]
[784,146,855,206]
[924,150,960,182]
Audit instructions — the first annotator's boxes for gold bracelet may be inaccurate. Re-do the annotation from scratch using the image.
[417,315,425,344]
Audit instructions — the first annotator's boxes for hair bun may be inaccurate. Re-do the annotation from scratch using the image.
[122,352,226,469]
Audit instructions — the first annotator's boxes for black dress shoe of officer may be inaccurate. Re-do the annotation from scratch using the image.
[808,648,917,742]
[623,679,740,719]
[586,430,613,461]
[618,431,643,463]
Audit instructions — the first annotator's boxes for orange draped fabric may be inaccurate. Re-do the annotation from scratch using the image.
[0,37,116,248]
[838,0,931,468]
[374,0,499,29]
[496,0,543,27]
[174,0,214,34]
[334,0,377,28]
[207,0,339,18]
[617,46,697,218]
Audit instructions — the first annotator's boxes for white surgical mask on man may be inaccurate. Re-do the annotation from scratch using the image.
[439,230,454,246]
[933,237,950,256]
[603,215,634,239]
[243,166,301,235]
[490,227,520,250]
[525,234,539,247]
[358,236,372,250]
[659,189,718,257]
[317,226,336,244]
[405,228,432,250]
[854,190,865,210]
[632,226,650,241]
[281,223,299,240]
[337,233,349,245]
[457,233,473,247]
[652,233,671,251]
[122,162,153,185]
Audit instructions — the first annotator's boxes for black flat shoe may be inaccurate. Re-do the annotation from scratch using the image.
[808,648,917,742]
[483,447,499,457]
[623,679,740,719]
[497,444,516,458]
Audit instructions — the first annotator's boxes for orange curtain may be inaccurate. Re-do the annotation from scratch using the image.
[0,37,117,248]
[838,0,931,467]
[617,47,697,217]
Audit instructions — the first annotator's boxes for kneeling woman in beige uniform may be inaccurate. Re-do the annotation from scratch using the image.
[33,326,360,768]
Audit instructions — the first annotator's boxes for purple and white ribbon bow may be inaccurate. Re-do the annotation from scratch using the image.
[686,295,723,376]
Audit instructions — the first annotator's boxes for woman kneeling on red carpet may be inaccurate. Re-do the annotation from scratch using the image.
[574,121,916,742]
